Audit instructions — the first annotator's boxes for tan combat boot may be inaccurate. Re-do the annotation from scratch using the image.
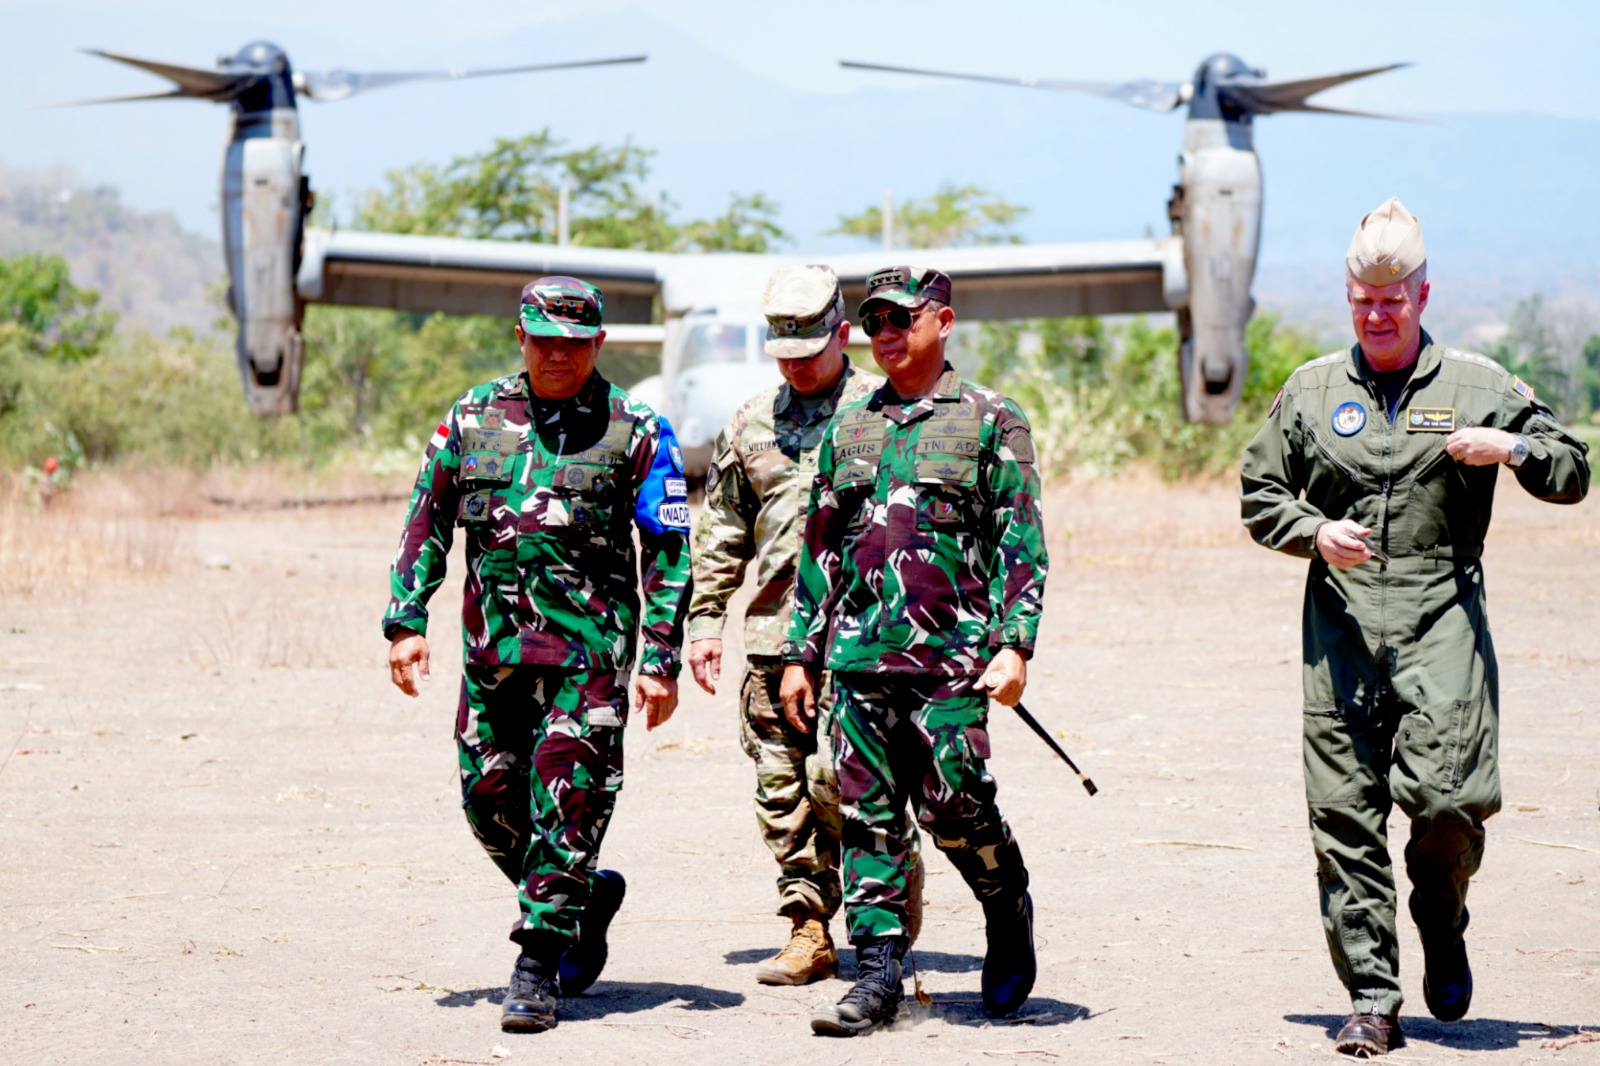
[755,916,838,985]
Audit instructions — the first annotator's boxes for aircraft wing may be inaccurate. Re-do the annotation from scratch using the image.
[298,228,1182,328]
[828,238,1181,320]
[297,228,668,325]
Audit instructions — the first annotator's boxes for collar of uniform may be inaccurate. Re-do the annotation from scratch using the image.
[877,362,962,426]
[1346,329,1440,384]
[497,372,531,400]
[524,369,607,416]
[775,356,858,425]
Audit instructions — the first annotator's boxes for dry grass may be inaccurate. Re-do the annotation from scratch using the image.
[0,468,197,597]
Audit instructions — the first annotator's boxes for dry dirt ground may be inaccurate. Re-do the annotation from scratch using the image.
[1,473,1597,1065]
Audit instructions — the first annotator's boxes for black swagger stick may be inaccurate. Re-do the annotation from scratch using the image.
[1012,702,1098,796]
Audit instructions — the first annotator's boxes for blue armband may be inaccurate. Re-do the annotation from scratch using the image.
[636,419,691,533]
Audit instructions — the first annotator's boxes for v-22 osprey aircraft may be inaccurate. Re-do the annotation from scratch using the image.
[58,44,1405,468]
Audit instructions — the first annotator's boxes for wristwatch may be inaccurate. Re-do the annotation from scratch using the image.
[1506,434,1530,468]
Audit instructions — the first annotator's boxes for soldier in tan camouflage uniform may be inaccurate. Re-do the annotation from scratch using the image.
[689,266,922,986]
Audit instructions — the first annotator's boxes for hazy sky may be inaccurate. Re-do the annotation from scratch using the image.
[10,0,1593,115]
[4,0,1597,273]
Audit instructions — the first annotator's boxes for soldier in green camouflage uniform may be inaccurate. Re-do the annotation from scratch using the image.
[689,266,922,986]
[781,266,1050,1035]
[385,276,692,1034]
[1241,200,1590,1057]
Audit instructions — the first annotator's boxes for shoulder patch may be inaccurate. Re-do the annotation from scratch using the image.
[1003,424,1036,464]
[1512,376,1536,401]
[1269,387,1284,417]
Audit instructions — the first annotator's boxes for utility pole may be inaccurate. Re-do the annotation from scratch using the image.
[882,186,894,251]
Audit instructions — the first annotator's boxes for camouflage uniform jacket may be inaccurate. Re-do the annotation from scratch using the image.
[781,364,1049,675]
[687,359,881,658]
[383,369,692,676]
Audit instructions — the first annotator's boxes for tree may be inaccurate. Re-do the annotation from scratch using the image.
[830,184,1027,249]
[1579,334,1600,422]
[346,129,788,253]
[677,193,788,253]
[303,131,791,451]
[0,253,117,361]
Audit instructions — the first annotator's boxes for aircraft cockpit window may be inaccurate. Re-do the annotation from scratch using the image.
[682,324,751,369]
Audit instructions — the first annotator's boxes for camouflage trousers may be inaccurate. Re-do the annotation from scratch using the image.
[832,672,1027,944]
[740,662,843,920]
[456,664,626,948]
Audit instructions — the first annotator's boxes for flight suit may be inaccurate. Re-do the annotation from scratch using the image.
[1240,333,1589,1016]
[783,365,1049,944]
[385,368,691,947]
[689,359,881,920]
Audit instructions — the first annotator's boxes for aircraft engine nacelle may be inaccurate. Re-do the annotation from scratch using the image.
[1176,127,1261,424]
[223,134,306,415]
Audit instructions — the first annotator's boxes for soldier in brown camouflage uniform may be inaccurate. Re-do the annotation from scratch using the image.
[689,266,922,986]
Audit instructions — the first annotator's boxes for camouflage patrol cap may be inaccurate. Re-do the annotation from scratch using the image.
[762,265,846,359]
[858,265,953,316]
[520,276,604,339]
[1346,197,1426,285]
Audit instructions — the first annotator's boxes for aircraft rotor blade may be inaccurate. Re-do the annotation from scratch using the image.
[30,88,190,109]
[298,54,647,102]
[83,48,252,99]
[1222,62,1411,116]
[841,59,1184,112]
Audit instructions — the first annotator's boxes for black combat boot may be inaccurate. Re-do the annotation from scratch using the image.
[981,891,1036,1017]
[559,869,627,996]
[1412,900,1473,1022]
[810,936,906,1036]
[500,948,559,1033]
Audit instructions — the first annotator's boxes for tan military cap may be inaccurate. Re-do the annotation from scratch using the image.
[1346,196,1426,284]
[763,265,845,359]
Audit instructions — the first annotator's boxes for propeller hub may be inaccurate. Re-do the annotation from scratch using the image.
[228,41,289,75]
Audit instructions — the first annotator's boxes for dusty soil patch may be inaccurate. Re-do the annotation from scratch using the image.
[1,475,1595,1064]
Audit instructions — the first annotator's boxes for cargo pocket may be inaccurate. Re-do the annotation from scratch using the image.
[1303,703,1360,807]
[1397,692,1500,818]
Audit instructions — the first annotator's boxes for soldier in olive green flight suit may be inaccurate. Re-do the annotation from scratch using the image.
[1241,199,1590,1057]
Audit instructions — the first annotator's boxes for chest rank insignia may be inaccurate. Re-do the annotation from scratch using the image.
[1332,400,1367,437]
[1406,407,1455,432]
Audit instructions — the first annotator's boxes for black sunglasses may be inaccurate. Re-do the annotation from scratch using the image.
[861,306,932,337]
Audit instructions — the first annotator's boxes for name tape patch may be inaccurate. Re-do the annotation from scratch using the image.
[1405,407,1455,432]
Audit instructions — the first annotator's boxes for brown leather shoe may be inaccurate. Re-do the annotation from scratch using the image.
[1334,1013,1404,1057]
[756,916,838,985]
